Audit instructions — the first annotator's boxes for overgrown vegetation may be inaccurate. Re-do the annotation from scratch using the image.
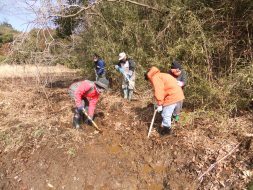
[0,22,19,63]
[1,1,252,188]
[9,0,253,113]
[0,22,18,45]
[53,0,253,113]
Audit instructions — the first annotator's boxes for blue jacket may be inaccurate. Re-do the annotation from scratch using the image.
[95,59,105,75]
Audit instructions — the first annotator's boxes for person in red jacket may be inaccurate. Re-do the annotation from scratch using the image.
[145,66,185,135]
[68,78,109,129]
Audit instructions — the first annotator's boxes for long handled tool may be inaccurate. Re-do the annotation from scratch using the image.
[119,70,135,89]
[117,68,140,95]
[148,109,158,138]
[82,109,102,132]
[94,69,98,81]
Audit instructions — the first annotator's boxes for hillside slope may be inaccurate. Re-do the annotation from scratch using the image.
[0,65,252,189]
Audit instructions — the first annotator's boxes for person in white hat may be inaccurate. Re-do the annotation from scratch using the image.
[115,52,136,100]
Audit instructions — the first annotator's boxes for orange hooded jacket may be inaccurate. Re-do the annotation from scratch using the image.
[147,66,185,106]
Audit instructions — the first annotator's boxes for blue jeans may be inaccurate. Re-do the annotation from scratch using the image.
[161,103,177,128]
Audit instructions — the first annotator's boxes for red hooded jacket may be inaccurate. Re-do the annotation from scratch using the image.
[70,80,100,117]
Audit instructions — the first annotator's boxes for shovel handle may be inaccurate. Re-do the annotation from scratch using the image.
[116,67,139,94]
[148,109,158,138]
[119,70,135,89]
[82,109,102,132]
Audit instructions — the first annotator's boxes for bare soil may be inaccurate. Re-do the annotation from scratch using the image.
[0,72,252,190]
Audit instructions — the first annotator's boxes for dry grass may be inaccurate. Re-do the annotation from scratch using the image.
[0,71,252,189]
[0,64,79,78]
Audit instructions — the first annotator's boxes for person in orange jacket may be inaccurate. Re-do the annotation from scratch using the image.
[145,66,185,135]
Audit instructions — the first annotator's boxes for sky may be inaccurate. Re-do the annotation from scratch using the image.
[0,0,37,32]
[0,0,54,32]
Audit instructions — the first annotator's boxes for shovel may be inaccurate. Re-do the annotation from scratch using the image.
[148,109,158,138]
[82,109,102,132]
[94,69,98,81]
[116,66,139,95]
[120,70,135,89]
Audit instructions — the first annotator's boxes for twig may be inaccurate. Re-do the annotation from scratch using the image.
[107,0,162,12]
[198,142,241,182]
[51,0,162,18]
[50,0,103,18]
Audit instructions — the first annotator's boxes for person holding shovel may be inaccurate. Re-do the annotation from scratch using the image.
[115,52,136,101]
[145,66,185,135]
[68,78,109,129]
[168,60,187,123]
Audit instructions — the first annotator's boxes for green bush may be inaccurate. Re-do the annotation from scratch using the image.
[6,0,253,113]
[0,55,6,63]
[0,22,18,46]
[0,34,13,43]
[226,63,253,110]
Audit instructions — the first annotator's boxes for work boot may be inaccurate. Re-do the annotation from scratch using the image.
[172,114,179,122]
[73,118,81,129]
[74,123,81,129]
[128,90,133,101]
[174,115,179,122]
[73,112,81,129]
[161,126,172,136]
[123,88,128,99]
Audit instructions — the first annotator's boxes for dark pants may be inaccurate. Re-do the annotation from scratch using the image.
[96,72,106,81]
[68,85,89,127]
[72,98,89,127]
[173,100,183,115]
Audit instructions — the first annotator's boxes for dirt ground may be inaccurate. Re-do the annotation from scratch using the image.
[0,67,252,190]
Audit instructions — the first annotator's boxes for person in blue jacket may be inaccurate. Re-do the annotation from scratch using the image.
[93,53,106,80]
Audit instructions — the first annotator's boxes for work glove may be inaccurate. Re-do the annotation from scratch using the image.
[156,105,163,112]
[115,65,124,73]
[127,74,132,80]
[177,81,184,87]
[77,106,84,113]
[85,118,92,126]
[154,103,161,109]
[124,75,131,81]
[115,65,119,70]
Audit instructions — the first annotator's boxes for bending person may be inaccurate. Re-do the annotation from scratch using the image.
[145,66,185,135]
[68,78,109,129]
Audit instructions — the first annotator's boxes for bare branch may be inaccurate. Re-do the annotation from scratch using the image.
[50,0,162,19]
[50,0,103,18]
[198,143,241,182]
[107,0,162,12]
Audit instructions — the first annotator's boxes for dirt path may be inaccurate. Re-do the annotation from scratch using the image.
[0,73,252,189]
